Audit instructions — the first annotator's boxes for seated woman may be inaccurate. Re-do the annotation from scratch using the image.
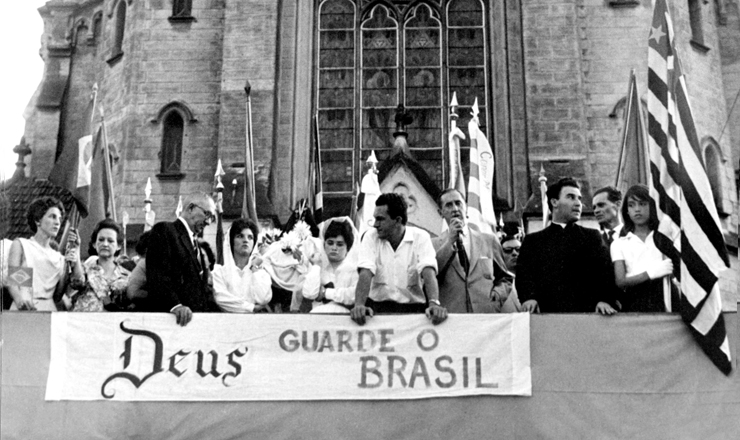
[302,217,359,314]
[70,219,131,312]
[611,184,675,312]
[212,218,272,312]
[7,197,82,311]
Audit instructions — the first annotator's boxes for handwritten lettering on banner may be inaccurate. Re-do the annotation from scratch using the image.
[45,313,531,401]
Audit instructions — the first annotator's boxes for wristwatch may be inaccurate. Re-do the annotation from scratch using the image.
[428,299,441,306]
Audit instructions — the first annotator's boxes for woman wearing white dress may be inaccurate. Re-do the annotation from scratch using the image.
[212,218,272,313]
[302,217,360,314]
[7,197,82,311]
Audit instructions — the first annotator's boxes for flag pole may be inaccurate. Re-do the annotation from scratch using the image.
[312,113,324,223]
[539,164,548,228]
[214,159,226,265]
[243,79,258,222]
[143,177,155,232]
[121,211,129,256]
[99,107,117,222]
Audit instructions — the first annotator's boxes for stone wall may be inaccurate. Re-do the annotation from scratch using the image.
[218,0,279,215]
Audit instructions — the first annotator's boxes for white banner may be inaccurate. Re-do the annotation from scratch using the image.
[45,313,531,401]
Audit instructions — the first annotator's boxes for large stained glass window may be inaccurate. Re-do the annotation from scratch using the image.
[316,0,489,217]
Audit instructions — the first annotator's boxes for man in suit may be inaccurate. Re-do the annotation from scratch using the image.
[146,192,218,326]
[516,178,618,315]
[593,186,623,247]
[433,188,512,313]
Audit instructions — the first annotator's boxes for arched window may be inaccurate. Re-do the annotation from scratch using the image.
[153,102,196,180]
[72,20,89,47]
[316,0,490,208]
[161,111,184,175]
[91,12,103,46]
[702,138,727,216]
[111,0,127,60]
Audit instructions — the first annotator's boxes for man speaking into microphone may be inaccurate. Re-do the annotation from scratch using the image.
[432,188,512,313]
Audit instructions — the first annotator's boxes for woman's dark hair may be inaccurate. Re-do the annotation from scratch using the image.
[282,202,320,238]
[229,218,259,256]
[621,184,659,233]
[27,197,65,233]
[135,231,151,256]
[198,239,216,271]
[324,219,354,251]
[88,218,124,257]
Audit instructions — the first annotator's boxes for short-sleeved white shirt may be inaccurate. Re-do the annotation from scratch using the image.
[356,226,438,304]
[610,231,664,277]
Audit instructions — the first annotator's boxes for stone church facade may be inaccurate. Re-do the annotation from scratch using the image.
[19,0,739,241]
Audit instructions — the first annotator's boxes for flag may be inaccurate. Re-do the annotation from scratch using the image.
[175,196,183,218]
[48,85,98,218]
[311,114,324,223]
[359,157,380,236]
[349,181,360,229]
[467,98,496,234]
[615,70,650,195]
[76,129,111,256]
[448,92,466,195]
[647,0,731,375]
[538,165,549,228]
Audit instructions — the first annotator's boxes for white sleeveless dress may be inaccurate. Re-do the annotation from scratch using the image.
[9,238,64,311]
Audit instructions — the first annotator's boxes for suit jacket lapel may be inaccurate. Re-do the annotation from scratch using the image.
[445,230,466,279]
[174,220,200,268]
[466,230,479,274]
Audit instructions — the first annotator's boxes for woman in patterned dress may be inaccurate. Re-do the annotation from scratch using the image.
[70,219,130,312]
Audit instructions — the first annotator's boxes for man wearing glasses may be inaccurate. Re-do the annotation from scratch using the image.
[146,192,218,325]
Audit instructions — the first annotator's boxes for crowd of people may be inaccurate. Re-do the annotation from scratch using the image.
[2,177,676,325]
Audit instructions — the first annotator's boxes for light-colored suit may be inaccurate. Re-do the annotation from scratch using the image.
[432,225,513,313]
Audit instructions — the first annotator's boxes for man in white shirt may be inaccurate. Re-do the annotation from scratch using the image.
[351,193,447,325]
[593,186,623,246]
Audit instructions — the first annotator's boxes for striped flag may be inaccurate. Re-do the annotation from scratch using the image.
[647,0,731,374]
[311,114,324,223]
[467,98,496,234]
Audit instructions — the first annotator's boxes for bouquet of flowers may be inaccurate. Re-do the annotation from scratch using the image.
[263,221,319,292]
[278,221,312,261]
[257,228,282,255]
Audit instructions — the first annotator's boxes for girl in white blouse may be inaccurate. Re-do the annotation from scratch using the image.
[302,217,360,314]
[610,184,674,312]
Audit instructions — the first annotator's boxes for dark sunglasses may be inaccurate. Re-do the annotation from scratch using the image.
[502,246,520,254]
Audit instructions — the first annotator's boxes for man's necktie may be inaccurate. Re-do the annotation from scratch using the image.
[604,229,615,245]
[456,237,470,274]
